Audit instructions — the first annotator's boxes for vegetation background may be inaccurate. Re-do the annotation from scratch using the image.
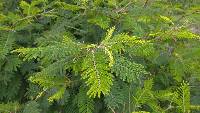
[0,0,200,113]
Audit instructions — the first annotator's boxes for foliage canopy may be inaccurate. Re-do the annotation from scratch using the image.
[0,0,200,113]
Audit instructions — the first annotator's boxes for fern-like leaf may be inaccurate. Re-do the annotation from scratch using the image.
[174,82,191,113]
[13,36,81,62]
[112,56,148,83]
[82,48,113,98]
[76,86,94,113]
[23,101,41,113]
[0,32,15,60]
[126,41,155,57]
[133,79,165,112]
[29,74,70,102]
[104,81,128,109]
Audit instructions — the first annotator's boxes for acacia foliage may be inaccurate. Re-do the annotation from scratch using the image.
[0,0,200,113]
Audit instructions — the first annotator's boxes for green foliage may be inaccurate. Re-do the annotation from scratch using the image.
[23,101,41,113]
[133,79,165,113]
[82,48,113,98]
[55,1,82,11]
[174,82,191,113]
[0,0,200,113]
[0,102,20,113]
[0,32,15,59]
[112,56,148,83]
[104,81,128,109]
[76,87,94,113]
[14,36,81,62]
[88,14,111,29]
[132,111,150,113]
[20,1,43,16]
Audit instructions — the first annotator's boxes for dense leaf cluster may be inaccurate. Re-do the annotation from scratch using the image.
[0,0,200,113]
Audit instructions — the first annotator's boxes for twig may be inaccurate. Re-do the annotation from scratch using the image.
[143,0,149,8]
[176,10,200,22]
[13,9,56,25]
[114,1,132,13]
[128,84,131,113]
[109,106,116,113]
[65,25,87,33]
